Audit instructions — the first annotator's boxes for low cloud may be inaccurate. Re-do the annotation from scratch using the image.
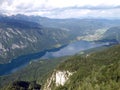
[0,0,120,19]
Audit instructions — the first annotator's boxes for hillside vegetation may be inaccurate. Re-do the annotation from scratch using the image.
[2,81,41,90]
[1,45,120,90]
[49,45,120,90]
[100,26,120,43]
[0,57,68,89]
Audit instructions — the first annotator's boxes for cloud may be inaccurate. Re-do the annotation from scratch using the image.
[46,8,120,19]
[0,0,120,18]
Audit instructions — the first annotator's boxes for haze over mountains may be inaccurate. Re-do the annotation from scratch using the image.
[0,0,120,90]
[0,14,120,64]
[0,13,120,90]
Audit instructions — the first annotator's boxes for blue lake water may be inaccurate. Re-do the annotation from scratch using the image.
[0,40,108,76]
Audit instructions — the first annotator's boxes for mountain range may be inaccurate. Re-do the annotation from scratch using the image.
[0,15,120,90]
[1,15,120,64]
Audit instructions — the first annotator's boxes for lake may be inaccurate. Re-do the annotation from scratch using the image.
[0,40,109,76]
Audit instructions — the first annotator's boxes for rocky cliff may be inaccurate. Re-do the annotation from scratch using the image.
[43,70,73,90]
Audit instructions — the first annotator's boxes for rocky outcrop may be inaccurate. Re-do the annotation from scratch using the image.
[43,70,73,90]
[6,81,41,90]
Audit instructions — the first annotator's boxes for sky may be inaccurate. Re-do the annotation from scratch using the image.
[0,0,120,19]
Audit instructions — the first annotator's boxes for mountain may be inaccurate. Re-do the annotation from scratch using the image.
[0,16,72,64]
[1,15,120,90]
[43,45,120,90]
[0,15,109,64]
[0,15,42,29]
[9,15,120,42]
[10,14,120,36]
[101,26,120,43]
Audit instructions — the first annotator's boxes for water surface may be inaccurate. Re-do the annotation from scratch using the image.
[0,40,108,76]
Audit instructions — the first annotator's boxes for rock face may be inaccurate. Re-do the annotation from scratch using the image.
[55,71,72,86]
[43,70,73,90]
[6,81,41,90]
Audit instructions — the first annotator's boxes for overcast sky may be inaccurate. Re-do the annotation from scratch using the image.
[0,0,120,19]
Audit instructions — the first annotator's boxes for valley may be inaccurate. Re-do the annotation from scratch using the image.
[0,0,120,90]
[0,15,120,90]
[1,15,120,64]
[0,40,109,76]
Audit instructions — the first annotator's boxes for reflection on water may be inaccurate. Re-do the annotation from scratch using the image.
[0,40,107,76]
[42,41,106,58]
